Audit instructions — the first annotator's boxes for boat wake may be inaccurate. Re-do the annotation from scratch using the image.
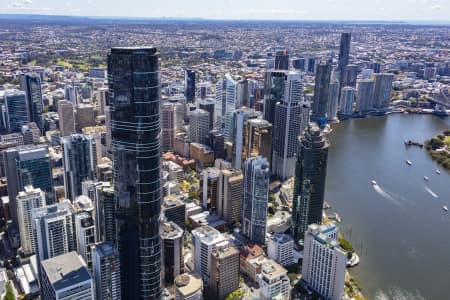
[373,185,402,206]
[423,185,438,198]
[375,287,426,300]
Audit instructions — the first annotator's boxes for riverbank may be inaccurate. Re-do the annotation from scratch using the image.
[424,129,450,171]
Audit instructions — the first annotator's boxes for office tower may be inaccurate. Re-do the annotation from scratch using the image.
[161,221,184,285]
[210,131,225,160]
[93,242,122,300]
[216,74,237,142]
[267,233,295,267]
[89,67,106,79]
[263,71,285,125]
[65,84,79,105]
[236,79,249,108]
[161,101,183,152]
[272,72,310,180]
[162,196,186,230]
[4,90,29,133]
[188,109,210,144]
[372,73,394,110]
[302,223,347,300]
[61,134,95,201]
[32,199,75,261]
[306,56,318,74]
[337,32,351,72]
[292,58,306,71]
[327,80,340,121]
[258,260,290,300]
[21,122,40,144]
[20,74,44,132]
[76,104,96,131]
[4,145,53,224]
[198,98,215,131]
[215,74,237,142]
[292,124,330,242]
[16,186,45,256]
[243,118,272,166]
[355,79,375,113]
[174,274,203,300]
[209,245,240,300]
[311,63,332,122]
[192,226,227,286]
[339,87,356,116]
[108,47,162,299]
[74,196,96,269]
[242,156,270,244]
[57,100,76,136]
[185,69,196,103]
[369,62,382,73]
[275,50,289,70]
[217,168,243,226]
[341,64,358,88]
[200,167,220,209]
[95,185,116,243]
[41,251,94,300]
[232,108,261,170]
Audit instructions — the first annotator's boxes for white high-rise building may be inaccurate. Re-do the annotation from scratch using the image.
[191,226,227,286]
[16,186,46,256]
[272,72,310,180]
[327,80,340,121]
[32,199,75,261]
[93,241,122,300]
[355,79,375,114]
[41,251,94,300]
[215,74,237,142]
[188,109,210,145]
[339,87,356,116]
[267,233,295,267]
[73,196,96,269]
[302,223,346,300]
[258,259,291,300]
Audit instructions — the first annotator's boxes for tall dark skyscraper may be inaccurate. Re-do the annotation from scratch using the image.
[108,47,162,299]
[337,32,351,73]
[275,50,289,70]
[292,124,329,242]
[263,71,285,125]
[20,74,44,132]
[185,69,196,103]
[311,63,332,123]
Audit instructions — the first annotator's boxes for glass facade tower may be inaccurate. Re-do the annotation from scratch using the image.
[292,124,330,242]
[242,156,270,244]
[108,47,162,299]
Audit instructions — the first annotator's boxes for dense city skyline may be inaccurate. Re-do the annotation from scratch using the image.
[0,10,448,300]
[0,0,449,22]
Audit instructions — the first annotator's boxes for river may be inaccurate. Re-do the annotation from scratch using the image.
[325,113,450,300]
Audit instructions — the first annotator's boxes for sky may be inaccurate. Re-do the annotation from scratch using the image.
[0,0,448,21]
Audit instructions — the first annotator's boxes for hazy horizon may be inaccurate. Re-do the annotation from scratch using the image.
[0,0,448,22]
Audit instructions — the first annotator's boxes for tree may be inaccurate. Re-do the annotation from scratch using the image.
[4,282,15,300]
